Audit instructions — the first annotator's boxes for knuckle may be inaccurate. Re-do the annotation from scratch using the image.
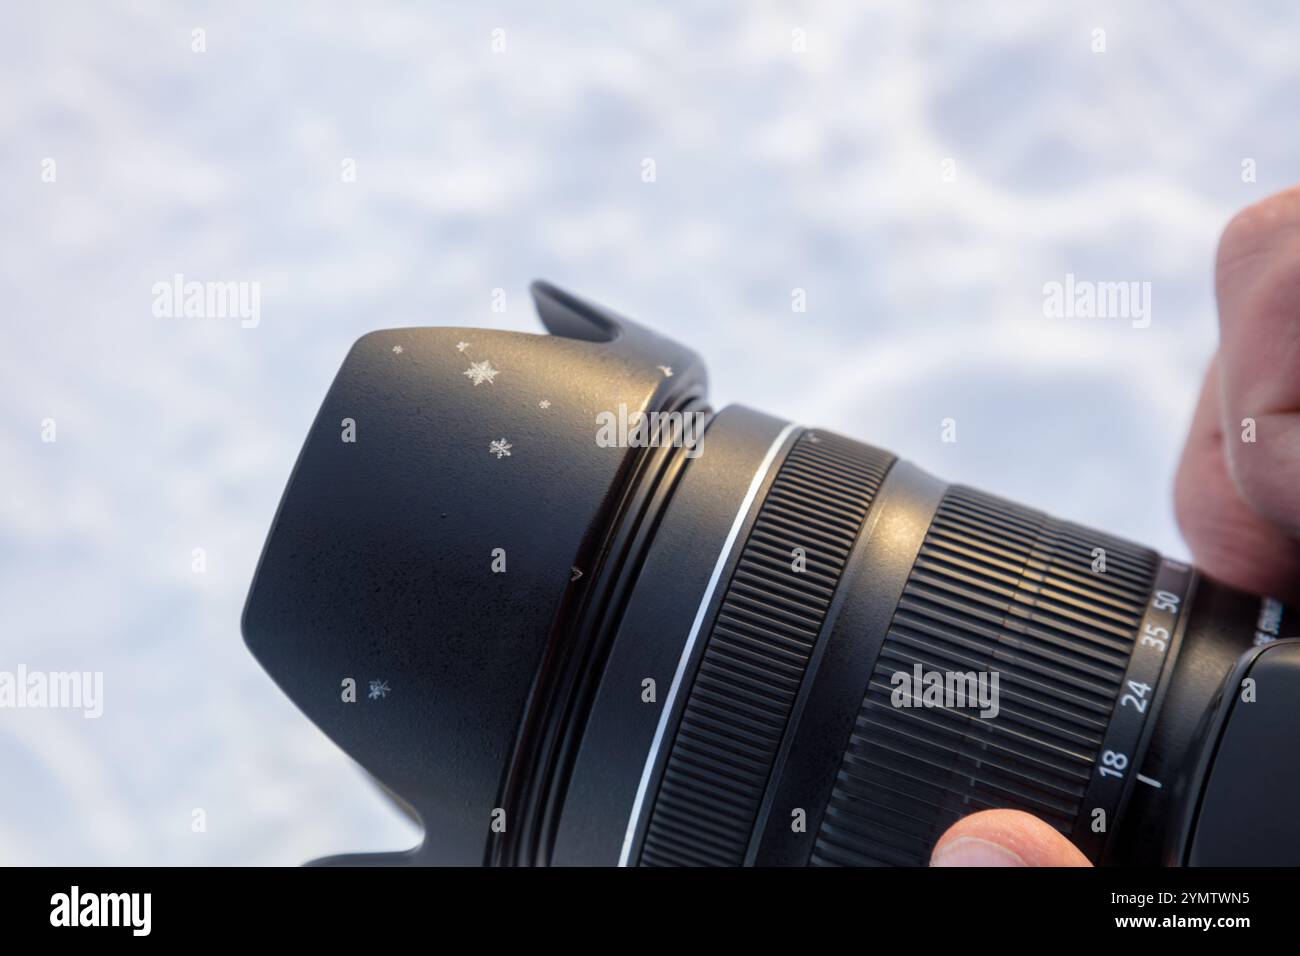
[1227,430,1300,536]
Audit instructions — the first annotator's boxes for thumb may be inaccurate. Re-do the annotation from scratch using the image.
[930,809,1092,867]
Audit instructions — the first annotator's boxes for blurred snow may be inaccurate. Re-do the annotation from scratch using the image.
[2,1,1298,864]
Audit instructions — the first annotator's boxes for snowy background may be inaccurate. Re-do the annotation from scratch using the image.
[2,2,1297,865]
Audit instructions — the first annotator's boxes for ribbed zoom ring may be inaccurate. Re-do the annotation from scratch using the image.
[812,485,1159,867]
[637,431,894,866]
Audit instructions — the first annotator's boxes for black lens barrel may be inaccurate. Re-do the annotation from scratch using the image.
[244,284,1291,866]
[596,418,1276,867]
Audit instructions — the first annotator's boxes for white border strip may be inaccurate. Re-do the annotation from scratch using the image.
[617,421,799,866]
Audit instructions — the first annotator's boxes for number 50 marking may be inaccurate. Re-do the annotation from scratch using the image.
[1153,590,1181,613]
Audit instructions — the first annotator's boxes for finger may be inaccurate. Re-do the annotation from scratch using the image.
[930,809,1092,867]
[1214,186,1300,538]
[1174,355,1300,601]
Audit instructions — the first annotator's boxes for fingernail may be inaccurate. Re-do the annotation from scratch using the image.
[930,836,1027,867]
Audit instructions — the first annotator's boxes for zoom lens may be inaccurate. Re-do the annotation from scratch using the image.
[242,282,1297,867]
[611,426,1207,867]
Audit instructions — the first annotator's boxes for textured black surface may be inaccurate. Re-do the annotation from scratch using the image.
[637,432,893,866]
[812,486,1159,866]
[550,406,795,865]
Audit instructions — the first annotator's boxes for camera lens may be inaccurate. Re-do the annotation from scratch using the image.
[242,282,1294,866]
[560,421,1277,868]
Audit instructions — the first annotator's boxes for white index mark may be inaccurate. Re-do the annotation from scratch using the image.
[1136,774,1162,789]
